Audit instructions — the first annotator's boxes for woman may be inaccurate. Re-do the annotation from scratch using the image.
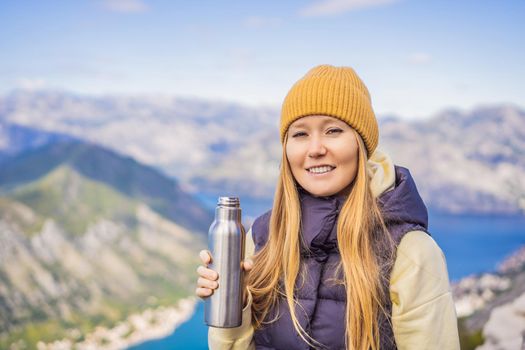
[196,65,460,350]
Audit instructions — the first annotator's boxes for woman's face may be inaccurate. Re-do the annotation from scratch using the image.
[285,115,359,197]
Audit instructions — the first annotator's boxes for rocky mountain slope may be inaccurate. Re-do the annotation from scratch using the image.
[454,246,525,350]
[379,105,525,215]
[1,90,523,215]
[0,141,210,349]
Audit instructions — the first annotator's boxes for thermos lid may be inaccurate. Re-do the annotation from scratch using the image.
[217,196,240,208]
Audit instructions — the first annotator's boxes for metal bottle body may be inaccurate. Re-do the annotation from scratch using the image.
[204,197,245,328]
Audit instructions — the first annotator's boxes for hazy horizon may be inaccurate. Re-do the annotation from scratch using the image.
[1,0,523,120]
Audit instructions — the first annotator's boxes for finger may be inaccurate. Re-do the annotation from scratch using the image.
[197,277,219,290]
[243,259,254,272]
[197,266,218,280]
[199,250,212,265]
[196,287,213,298]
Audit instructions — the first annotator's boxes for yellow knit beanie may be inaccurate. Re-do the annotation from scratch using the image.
[280,64,378,156]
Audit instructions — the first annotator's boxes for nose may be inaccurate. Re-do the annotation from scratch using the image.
[307,135,327,158]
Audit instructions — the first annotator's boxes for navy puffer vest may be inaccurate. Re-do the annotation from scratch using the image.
[251,166,429,350]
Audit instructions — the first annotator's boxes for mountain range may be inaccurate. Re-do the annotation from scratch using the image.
[1,90,523,215]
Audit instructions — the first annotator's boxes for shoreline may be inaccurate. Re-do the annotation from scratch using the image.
[37,297,199,350]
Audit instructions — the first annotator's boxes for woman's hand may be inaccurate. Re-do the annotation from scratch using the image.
[195,250,253,303]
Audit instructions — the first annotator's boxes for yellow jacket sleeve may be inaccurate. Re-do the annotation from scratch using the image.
[390,230,460,350]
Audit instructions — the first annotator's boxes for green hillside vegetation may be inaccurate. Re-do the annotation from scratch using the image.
[10,165,138,236]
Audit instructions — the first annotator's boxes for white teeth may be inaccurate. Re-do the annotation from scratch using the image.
[308,166,334,174]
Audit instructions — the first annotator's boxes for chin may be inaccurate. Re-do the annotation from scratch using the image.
[303,188,339,198]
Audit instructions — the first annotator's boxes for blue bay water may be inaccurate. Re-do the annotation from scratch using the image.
[128,302,208,350]
[428,212,525,280]
[130,209,525,350]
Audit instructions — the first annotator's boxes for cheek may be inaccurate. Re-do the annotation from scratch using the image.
[337,144,359,170]
[285,143,303,168]
[343,148,358,165]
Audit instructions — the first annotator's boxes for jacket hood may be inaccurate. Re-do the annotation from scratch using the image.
[371,151,429,239]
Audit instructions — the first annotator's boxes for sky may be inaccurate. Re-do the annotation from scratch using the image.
[0,0,523,119]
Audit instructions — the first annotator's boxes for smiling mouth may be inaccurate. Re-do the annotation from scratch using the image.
[306,165,335,174]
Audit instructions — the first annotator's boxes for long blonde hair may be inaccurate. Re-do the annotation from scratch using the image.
[247,129,396,350]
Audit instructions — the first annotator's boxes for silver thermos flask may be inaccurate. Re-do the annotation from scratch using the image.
[204,196,246,328]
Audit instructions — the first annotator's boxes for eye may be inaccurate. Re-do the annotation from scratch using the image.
[327,128,343,134]
[292,131,307,138]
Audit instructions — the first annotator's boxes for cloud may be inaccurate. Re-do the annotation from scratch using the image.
[229,48,257,70]
[299,0,401,17]
[407,52,432,65]
[56,61,129,81]
[16,78,46,90]
[101,0,148,13]
[242,16,283,29]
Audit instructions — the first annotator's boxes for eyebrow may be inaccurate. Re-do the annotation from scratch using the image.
[289,117,341,130]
